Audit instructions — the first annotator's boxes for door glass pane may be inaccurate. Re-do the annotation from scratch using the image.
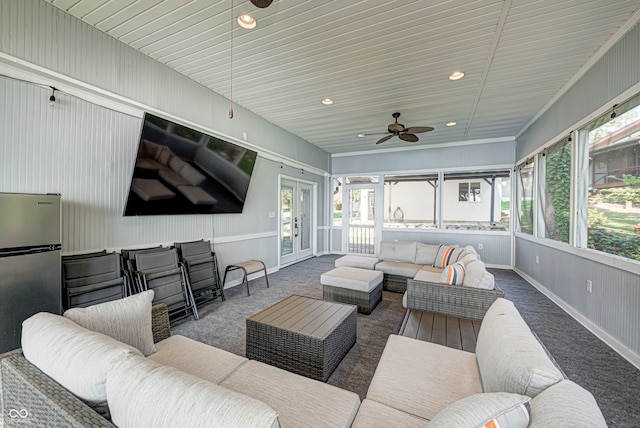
[281,187,293,257]
[348,188,375,254]
[300,188,311,251]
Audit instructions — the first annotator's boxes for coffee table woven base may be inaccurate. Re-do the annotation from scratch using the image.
[246,295,357,382]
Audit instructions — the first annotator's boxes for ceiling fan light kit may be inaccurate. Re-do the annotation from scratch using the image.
[359,112,434,145]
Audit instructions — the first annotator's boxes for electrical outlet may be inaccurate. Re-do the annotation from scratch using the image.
[478,244,483,250]
[535,255,539,264]
[586,280,592,293]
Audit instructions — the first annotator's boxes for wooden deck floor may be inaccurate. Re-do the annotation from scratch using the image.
[400,309,482,353]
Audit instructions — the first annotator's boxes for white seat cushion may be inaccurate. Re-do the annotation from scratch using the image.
[367,335,482,420]
[321,266,383,292]
[222,360,360,428]
[334,255,380,270]
[374,261,422,277]
[413,269,441,282]
[148,335,248,384]
[352,399,428,428]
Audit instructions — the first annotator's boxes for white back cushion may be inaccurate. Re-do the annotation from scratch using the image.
[415,243,440,265]
[379,241,417,263]
[476,299,564,397]
[21,312,142,404]
[107,355,280,428]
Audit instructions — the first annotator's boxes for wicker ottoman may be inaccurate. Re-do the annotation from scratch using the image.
[246,295,356,382]
[321,267,384,314]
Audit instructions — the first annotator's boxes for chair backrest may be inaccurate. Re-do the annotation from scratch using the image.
[121,246,166,293]
[175,240,212,261]
[62,252,126,309]
[175,240,222,300]
[62,250,108,261]
[135,249,197,321]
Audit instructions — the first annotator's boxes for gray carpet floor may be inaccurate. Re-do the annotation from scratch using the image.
[173,255,640,427]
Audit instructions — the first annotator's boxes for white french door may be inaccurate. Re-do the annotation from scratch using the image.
[280,177,315,266]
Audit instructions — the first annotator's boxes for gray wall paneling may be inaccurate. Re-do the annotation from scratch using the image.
[515,22,640,365]
[0,0,330,269]
[515,238,640,362]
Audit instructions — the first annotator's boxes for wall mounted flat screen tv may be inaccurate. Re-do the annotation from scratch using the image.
[124,113,258,216]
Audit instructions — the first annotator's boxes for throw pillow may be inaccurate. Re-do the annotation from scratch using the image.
[440,262,465,285]
[433,245,455,268]
[64,290,156,356]
[427,392,531,428]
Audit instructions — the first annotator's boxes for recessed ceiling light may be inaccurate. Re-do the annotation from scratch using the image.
[322,98,333,105]
[448,71,465,81]
[446,121,457,127]
[237,14,257,29]
[357,134,365,138]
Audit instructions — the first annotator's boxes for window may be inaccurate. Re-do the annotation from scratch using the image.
[540,138,572,243]
[444,171,510,230]
[458,182,481,202]
[516,160,535,235]
[332,177,343,227]
[383,174,438,228]
[583,95,640,261]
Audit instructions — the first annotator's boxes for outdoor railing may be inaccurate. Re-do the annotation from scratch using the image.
[348,224,375,255]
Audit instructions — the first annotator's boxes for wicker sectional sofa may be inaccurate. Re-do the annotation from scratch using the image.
[336,241,504,319]
[0,291,607,427]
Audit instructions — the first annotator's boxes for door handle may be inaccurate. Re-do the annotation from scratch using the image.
[294,217,298,237]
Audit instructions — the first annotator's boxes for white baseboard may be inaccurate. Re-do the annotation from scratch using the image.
[514,267,640,371]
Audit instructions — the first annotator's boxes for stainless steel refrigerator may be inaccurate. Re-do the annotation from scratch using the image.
[0,193,62,354]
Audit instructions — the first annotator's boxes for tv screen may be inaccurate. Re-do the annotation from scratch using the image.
[124,113,258,216]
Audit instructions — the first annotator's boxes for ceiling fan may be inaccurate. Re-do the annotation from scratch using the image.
[250,0,273,7]
[360,112,434,144]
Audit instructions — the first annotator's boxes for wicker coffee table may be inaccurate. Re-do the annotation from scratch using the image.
[246,295,357,382]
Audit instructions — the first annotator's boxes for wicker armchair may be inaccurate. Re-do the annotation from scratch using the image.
[0,304,170,427]
[406,278,504,320]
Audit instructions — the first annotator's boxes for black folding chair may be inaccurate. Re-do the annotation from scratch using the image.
[135,248,198,323]
[62,252,128,310]
[176,240,225,308]
[121,246,166,294]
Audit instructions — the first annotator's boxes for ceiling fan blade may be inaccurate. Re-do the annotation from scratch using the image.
[399,133,419,142]
[359,131,390,137]
[405,126,434,134]
[376,135,394,144]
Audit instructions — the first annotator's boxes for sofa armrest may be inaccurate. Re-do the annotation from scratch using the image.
[151,303,171,343]
[0,352,114,427]
[406,279,504,320]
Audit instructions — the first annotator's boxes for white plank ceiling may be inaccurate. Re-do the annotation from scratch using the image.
[46,0,640,154]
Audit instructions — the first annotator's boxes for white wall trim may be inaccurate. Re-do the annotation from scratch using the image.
[213,231,277,245]
[514,267,640,371]
[332,137,516,158]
